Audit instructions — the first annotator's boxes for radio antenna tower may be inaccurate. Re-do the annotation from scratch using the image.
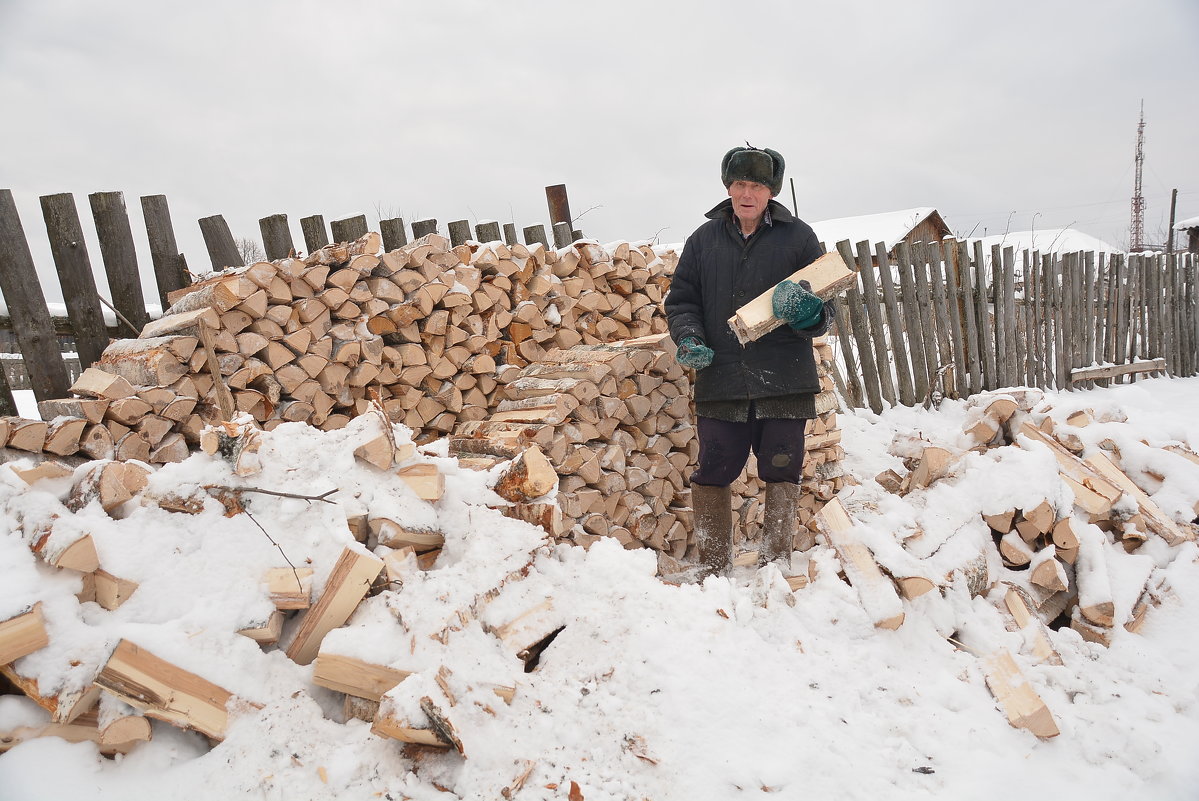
[1130,100,1146,251]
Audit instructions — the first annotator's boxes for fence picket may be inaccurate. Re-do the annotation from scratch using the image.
[896,242,930,401]
[873,241,915,405]
[331,215,368,243]
[836,241,882,413]
[39,193,108,369]
[972,240,995,389]
[140,194,190,309]
[854,241,895,407]
[301,215,330,253]
[953,240,982,394]
[0,189,72,402]
[259,214,294,260]
[198,214,244,272]
[380,218,407,251]
[89,191,150,332]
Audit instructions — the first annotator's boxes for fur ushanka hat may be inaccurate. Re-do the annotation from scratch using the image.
[721,145,785,196]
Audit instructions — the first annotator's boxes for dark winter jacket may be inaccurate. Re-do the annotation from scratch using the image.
[664,198,833,404]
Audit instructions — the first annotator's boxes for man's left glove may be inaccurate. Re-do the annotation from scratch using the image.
[675,336,714,370]
[772,279,824,330]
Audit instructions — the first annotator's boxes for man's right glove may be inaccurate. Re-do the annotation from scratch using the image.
[675,336,714,370]
[772,279,824,330]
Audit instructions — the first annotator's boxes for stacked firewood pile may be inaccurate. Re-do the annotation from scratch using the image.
[447,333,847,564]
[0,232,849,564]
[0,232,676,464]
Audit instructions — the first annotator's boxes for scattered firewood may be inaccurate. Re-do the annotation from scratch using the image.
[96,639,234,741]
[816,498,904,630]
[285,546,384,666]
[981,649,1059,738]
[0,603,49,665]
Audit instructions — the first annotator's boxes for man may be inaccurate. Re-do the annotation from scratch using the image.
[664,144,833,580]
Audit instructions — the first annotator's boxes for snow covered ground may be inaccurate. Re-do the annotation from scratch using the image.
[1,378,1198,801]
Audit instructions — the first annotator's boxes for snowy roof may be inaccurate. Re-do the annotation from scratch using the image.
[810,207,944,250]
[969,227,1120,255]
[1174,214,1199,230]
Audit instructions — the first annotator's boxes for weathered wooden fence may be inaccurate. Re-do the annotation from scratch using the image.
[2,184,1197,416]
[827,238,1199,412]
[0,185,587,409]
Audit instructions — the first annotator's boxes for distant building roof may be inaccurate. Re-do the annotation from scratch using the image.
[1174,215,1199,230]
[810,207,948,251]
[970,228,1120,255]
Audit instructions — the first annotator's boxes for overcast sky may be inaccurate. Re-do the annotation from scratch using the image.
[2,0,1197,305]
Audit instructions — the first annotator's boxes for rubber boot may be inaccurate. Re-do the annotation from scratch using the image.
[691,484,733,580]
[760,482,800,569]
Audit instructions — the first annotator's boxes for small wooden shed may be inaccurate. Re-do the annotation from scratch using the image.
[810,207,952,257]
[1174,215,1199,254]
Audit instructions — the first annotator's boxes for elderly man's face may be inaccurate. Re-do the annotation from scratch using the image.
[728,180,772,229]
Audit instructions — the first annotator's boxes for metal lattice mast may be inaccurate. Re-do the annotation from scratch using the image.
[1131,101,1146,251]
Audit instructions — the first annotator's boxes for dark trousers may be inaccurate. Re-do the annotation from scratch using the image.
[690,414,808,487]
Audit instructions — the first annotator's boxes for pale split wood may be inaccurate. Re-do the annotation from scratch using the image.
[816,498,904,629]
[285,546,384,666]
[312,652,410,701]
[1083,451,1192,546]
[96,639,235,740]
[727,250,857,344]
[981,648,1060,738]
[0,602,49,664]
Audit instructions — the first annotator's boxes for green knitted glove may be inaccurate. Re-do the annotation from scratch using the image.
[676,336,714,370]
[772,279,824,330]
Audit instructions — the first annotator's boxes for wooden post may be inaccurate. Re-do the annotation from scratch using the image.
[140,195,190,310]
[39,193,109,369]
[545,184,572,232]
[300,214,330,253]
[829,294,864,408]
[872,242,915,406]
[1026,253,1043,387]
[89,191,149,332]
[447,220,471,247]
[411,218,438,239]
[0,189,72,402]
[853,241,895,406]
[380,218,407,251]
[502,223,518,246]
[475,221,501,244]
[331,215,368,243]
[991,245,1009,387]
[198,214,244,271]
[523,225,548,248]
[259,214,294,260]
[1018,251,1033,387]
[552,221,573,249]
[1001,246,1018,387]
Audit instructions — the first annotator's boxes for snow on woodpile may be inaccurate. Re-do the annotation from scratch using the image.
[0,376,1198,799]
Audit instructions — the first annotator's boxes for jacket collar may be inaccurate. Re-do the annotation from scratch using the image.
[704,197,798,224]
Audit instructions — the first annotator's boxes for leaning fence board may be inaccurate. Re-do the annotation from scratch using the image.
[89,191,150,331]
[910,244,940,401]
[39,193,109,370]
[952,240,983,395]
[874,241,916,405]
[854,241,895,406]
[0,189,72,402]
[836,241,882,413]
[972,240,996,390]
[896,242,930,401]
[198,214,244,271]
[140,194,190,310]
[931,241,967,398]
